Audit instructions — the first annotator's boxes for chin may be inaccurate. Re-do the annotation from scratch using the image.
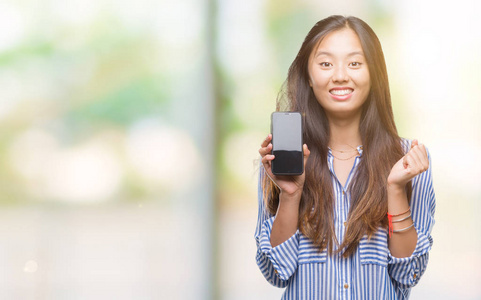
[326,108,363,119]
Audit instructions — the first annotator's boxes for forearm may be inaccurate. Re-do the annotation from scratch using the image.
[387,184,417,258]
[270,191,301,248]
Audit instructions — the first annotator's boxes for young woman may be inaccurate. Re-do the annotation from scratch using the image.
[255,15,435,299]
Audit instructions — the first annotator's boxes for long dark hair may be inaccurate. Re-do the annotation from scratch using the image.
[262,15,411,257]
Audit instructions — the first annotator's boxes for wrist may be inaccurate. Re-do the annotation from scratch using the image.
[279,189,302,203]
[387,182,409,212]
[387,181,406,193]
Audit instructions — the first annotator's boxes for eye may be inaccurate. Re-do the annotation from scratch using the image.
[319,62,332,67]
[349,62,362,67]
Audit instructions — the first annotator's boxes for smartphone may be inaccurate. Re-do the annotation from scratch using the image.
[271,112,304,175]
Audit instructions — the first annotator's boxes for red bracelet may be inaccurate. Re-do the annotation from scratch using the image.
[387,208,411,238]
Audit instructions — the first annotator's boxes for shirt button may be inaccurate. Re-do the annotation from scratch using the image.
[274,269,278,274]
[413,274,417,279]
[342,191,346,195]
[343,222,347,226]
[344,283,349,289]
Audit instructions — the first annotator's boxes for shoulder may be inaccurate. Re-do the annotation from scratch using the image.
[400,137,412,154]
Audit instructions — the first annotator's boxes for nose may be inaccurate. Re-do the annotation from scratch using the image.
[332,66,349,83]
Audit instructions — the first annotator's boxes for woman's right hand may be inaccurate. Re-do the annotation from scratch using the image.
[258,134,310,198]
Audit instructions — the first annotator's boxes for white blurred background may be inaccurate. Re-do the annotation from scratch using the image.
[0,0,479,299]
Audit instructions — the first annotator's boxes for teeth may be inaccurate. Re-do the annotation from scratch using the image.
[330,89,353,96]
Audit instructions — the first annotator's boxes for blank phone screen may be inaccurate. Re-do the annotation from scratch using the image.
[271,112,303,175]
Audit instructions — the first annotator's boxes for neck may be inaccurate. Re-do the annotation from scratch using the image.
[327,113,362,149]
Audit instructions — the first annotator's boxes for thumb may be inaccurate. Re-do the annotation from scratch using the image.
[411,139,418,149]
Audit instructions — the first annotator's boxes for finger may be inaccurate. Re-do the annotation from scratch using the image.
[403,154,417,171]
[414,143,429,171]
[410,142,428,162]
[261,154,274,175]
[261,155,278,186]
[303,144,310,158]
[402,155,409,169]
[258,143,272,156]
[303,144,310,166]
[417,143,428,158]
[404,139,423,173]
[260,134,272,148]
[261,153,275,165]
[406,150,424,173]
[411,139,418,149]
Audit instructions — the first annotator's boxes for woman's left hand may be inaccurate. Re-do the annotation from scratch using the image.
[387,139,429,189]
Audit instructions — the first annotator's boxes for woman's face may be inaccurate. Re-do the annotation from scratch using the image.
[308,28,371,120]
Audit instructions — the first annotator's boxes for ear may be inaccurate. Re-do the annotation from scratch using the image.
[306,68,313,87]
[308,77,313,87]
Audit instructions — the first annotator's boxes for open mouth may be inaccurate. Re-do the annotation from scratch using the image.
[329,88,353,96]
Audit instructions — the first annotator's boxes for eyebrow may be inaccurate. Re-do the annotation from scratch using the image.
[315,51,365,58]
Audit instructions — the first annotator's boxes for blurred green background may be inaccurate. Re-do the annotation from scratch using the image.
[0,0,479,299]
